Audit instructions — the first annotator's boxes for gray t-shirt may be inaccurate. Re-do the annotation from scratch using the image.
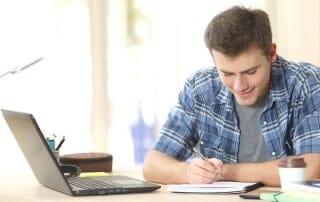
[235,98,269,162]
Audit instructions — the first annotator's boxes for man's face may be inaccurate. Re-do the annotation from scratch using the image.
[211,45,276,106]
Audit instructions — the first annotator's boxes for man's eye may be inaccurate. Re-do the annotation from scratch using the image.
[247,69,256,75]
[223,72,233,77]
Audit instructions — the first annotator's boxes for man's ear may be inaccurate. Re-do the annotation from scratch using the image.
[269,43,277,62]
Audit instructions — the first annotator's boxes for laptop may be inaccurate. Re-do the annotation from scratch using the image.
[1,109,161,196]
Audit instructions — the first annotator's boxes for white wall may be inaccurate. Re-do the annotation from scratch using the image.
[265,0,320,65]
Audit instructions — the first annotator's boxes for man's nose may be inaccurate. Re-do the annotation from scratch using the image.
[233,75,248,92]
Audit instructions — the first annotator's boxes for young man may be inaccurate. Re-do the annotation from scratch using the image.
[142,6,320,186]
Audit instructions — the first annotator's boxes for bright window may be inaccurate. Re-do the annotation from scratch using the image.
[0,0,265,172]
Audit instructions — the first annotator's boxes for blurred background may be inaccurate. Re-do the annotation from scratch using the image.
[0,0,319,171]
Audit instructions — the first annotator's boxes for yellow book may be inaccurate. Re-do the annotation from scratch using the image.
[79,172,110,177]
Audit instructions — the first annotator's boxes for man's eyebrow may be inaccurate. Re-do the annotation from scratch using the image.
[219,65,260,74]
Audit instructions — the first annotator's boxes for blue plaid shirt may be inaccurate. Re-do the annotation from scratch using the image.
[153,56,320,163]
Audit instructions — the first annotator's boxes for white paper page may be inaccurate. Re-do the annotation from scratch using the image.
[167,181,259,193]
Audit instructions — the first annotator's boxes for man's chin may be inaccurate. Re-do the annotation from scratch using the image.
[235,97,257,106]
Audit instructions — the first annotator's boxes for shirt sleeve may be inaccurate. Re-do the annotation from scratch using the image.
[293,95,320,154]
[292,68,320,154]
[153,77,198,160]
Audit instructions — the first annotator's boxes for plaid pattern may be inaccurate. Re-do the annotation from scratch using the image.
[154,56,320,163]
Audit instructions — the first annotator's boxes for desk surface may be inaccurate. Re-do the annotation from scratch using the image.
[0,167,274,202]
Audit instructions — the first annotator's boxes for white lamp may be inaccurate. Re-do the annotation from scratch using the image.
[0,57,43,79]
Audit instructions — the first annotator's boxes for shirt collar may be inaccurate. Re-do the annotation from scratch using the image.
[214,85,234,111]
[268,56,290,103]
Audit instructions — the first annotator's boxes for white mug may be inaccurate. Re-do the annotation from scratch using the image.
[278,157,306,191]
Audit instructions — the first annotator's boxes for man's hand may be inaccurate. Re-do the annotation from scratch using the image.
[187,157,223,184]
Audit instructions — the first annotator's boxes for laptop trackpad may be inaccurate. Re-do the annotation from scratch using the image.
[92,176,146,188]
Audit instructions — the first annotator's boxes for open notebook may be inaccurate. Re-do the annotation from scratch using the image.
[167,181,263,193]
[1,109,161,196]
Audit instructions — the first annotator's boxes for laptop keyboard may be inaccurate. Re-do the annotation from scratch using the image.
[68,177,116,190]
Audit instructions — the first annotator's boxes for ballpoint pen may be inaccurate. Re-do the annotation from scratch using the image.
[192,147,208,161]
[56,136,65,151]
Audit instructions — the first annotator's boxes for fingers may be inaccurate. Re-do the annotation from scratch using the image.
[187,158,223,184]
[208,158,223,167]
[208,158,223,181]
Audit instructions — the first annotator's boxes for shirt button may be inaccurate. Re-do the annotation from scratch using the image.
[200,141,204,145]
[272,152,276,156]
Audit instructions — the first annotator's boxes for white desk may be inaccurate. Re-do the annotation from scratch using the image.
[0,167,275,202]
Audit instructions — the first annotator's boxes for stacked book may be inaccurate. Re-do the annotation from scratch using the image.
[261,180,320,202]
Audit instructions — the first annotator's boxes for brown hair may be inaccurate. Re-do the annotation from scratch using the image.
[204,6,272,56]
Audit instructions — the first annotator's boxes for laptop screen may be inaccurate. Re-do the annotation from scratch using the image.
[2,109,73,194]
[1,109,161,196]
